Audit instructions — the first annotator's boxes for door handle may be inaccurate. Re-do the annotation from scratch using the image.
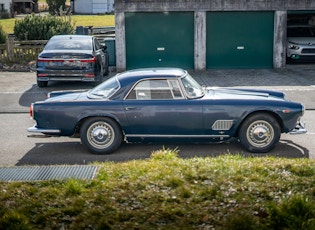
[125,107,137,111]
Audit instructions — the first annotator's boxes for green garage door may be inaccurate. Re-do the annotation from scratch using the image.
[207,12,274,69]
[125,12,194,69]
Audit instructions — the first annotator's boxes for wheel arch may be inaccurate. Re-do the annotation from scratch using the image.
[74,115,124,137]
[236,110,284,136]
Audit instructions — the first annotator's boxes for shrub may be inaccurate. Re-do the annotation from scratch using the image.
[0,24,6,44]
[268,195,315,230]
[14,14,74,40]
[0,10,10,19]
[46,0,66,15]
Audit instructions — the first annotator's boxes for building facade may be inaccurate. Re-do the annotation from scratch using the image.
[72,0,114,14]
[115,0,315,71]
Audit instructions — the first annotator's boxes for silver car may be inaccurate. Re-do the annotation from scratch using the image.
[287,25,315,62]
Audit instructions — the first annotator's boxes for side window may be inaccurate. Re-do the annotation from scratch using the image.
[126,79,184,100]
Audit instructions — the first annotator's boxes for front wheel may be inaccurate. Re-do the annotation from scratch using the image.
[238,113,281,153]
[80,117,122,154]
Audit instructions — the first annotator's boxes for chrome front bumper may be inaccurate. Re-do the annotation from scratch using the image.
[290,121,307,135]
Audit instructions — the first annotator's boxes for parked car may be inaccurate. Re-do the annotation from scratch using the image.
[28,68,306,154]
[287,25,315,62]
[36,35,109,87]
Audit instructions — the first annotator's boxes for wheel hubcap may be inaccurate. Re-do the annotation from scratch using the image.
[87,122,114,149]
[92,127,109,143]
[247,120,274,148]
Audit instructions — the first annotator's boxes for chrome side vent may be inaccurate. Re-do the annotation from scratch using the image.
[212,120,234,130]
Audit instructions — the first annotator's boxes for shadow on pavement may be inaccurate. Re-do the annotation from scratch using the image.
[16,139,309,166]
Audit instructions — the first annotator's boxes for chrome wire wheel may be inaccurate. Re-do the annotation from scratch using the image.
[87,121,115,149]
[246,120,274,148]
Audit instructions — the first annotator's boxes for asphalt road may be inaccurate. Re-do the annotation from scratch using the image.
[0,70,314,167]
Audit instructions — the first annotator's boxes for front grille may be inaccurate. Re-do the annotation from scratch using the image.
[301,48,315,54]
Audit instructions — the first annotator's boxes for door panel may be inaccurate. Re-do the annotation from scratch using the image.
[123,100,203,135]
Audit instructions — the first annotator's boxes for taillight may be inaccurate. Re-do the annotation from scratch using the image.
[30,104,34,119]
[81,56,96,63]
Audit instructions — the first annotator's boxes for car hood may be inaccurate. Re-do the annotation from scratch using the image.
[205,87,286,100]
[287,37,315,45]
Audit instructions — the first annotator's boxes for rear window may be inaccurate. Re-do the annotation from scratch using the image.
[44,38,92,50]
[287,26,315,37]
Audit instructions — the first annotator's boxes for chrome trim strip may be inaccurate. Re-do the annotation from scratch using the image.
[125,134,230,138]
[27,125,61,134]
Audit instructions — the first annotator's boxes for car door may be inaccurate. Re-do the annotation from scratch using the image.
[122,78,203,137]
[93,38,106,71]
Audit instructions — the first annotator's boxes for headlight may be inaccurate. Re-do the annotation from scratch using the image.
[288,44,300,50]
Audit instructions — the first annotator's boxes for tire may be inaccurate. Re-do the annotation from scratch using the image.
[80,117,122,155]
[238,113,281,153]
[37,80,48,87]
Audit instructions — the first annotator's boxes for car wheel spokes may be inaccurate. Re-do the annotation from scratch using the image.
[246,120,274,148]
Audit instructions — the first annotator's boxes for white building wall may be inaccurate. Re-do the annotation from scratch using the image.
[1,0,11,12]
[74,0,92,14]
[74,0,114,14]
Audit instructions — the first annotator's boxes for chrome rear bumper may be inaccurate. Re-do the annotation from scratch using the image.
[27,125,61,137]
[290,121,307,135]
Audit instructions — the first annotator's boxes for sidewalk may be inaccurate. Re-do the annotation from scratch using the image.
[189,65,315,110]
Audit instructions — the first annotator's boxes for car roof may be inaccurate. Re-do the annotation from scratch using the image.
[50,35,93,40]
[116,68,187,82]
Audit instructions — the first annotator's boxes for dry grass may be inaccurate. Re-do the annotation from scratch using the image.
[0,15,114,34]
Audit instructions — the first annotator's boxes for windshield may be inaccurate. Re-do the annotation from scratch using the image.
[88,76,120,98]
[44,38,92,50]
[180,73,204,98]
[287,26,315,37]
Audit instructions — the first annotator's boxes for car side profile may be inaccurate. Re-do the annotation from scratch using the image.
[36,35,109,87]
[28,68,306,154]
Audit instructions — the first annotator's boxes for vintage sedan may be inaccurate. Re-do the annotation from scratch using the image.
[28,68,306,154]
[36,35,109,87]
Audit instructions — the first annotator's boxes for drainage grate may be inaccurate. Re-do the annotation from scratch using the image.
[0,165,98,182]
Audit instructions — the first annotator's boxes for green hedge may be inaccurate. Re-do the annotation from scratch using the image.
[0,24,6,43]
[14,14,74,41]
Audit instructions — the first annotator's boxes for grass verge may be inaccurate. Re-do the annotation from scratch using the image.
[0,15,115,34]
[0,150,314,229]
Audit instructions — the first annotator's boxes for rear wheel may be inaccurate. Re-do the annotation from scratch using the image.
[238,113,281,153]
[80,117,122,154]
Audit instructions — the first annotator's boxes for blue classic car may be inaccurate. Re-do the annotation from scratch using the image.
[28,68,306,154]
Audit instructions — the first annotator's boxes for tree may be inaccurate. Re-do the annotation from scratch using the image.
[46,0,66,16]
